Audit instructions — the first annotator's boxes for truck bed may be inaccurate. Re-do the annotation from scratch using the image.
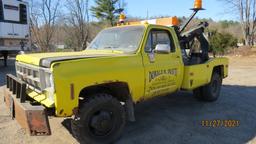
[181,57,229,90]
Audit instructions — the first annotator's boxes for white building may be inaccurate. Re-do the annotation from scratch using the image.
[0,0,29,66]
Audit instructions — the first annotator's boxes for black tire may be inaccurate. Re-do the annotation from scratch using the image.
[71,93,126,144]
[193,71,222,102]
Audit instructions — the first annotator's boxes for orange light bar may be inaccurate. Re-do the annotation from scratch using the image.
[128,17,180,26]
[194,0,202,9]
[156,17,180,26]
[171,16,180,26]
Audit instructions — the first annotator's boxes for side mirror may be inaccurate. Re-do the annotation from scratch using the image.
[155,44,170,54]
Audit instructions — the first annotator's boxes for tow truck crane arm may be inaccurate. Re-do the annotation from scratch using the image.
[176,0,210,65]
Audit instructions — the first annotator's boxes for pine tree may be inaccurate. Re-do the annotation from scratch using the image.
[91,0,124,26]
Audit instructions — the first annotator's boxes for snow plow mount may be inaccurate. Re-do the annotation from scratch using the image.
[4,74,51,136]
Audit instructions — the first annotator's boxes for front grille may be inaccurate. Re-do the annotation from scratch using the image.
[16,62,51,91]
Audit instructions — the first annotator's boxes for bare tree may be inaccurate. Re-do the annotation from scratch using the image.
[30,0,61,51]
[65,0,90,51]
[222,0,256,46]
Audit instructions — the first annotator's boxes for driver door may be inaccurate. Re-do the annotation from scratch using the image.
[143,27,182,99]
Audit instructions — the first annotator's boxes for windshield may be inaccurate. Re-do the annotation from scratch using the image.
[87,26,145,53]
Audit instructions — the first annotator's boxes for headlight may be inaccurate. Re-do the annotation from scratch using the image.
[44,72,55,102]
[45,72,53,88]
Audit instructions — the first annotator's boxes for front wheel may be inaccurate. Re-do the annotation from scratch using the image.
[193,72,223,102]
[71,93,126,144]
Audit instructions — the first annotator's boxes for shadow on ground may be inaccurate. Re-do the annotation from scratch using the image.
[0,59,16,87]
[63,85,256,144]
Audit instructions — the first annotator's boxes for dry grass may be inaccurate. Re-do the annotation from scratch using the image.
[227,46,256,57]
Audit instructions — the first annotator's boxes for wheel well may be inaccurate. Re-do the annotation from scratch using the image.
[78,82,136,122]
[213,65,224,78]
[79,82,131,103]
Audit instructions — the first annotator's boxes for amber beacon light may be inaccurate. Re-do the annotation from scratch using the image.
[193,0,203,10]
[180,0,205,32]
[119,13,126,23]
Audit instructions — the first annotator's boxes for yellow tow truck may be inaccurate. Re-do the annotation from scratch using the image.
[4,0,228,143]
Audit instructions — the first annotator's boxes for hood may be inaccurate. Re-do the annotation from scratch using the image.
[16,50,125,68]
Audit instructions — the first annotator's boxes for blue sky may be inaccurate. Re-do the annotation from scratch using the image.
[121,0,236,21]
[29,0,236,21]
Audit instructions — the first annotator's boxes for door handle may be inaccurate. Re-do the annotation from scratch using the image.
[176,56,180,58]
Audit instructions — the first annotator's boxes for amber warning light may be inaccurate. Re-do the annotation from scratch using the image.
[193,0,203,10]
[119,13,126,24]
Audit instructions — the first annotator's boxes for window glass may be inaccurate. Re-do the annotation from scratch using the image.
[87,26,145,53]
[145,29,175,53]
[145,33,152,52]
[156,32,171,45]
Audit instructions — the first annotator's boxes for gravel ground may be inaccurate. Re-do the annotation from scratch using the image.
[0,56,256,144]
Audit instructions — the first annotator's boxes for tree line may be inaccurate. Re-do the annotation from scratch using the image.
[29,0,254,53]
[220,0,256,46]
[29,0,124,52]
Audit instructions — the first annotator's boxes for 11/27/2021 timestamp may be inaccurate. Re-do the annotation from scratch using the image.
[201,120,240,128]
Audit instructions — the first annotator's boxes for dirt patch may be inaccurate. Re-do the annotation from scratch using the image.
[227,47,256,57]
[0,57,256,144]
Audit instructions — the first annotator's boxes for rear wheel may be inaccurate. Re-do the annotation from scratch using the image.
[71,93,126,144]
[193,71,222,102]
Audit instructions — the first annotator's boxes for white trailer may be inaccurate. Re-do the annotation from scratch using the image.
[0,0,29,66]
